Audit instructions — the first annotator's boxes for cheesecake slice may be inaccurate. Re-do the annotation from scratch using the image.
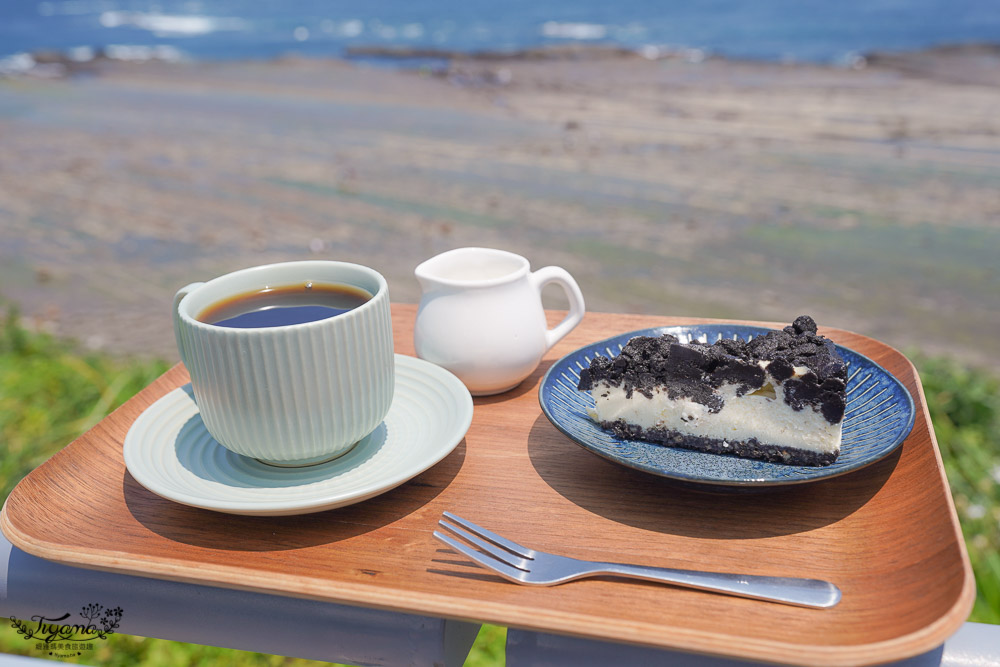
[577,316,847,466]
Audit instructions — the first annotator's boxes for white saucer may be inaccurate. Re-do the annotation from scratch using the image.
[123,354,473,516]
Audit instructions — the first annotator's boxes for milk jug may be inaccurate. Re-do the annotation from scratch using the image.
[414,247,585,395]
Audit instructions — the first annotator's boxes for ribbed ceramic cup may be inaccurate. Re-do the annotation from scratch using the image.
[173,261,394,467]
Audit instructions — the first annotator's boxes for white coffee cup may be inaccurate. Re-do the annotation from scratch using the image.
[414,247,585,395]
[173,261,394,467]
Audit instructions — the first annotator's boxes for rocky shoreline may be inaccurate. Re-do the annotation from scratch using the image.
[5,41,1000,81]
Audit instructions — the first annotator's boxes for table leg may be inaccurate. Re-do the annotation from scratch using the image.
[1,534,480,666]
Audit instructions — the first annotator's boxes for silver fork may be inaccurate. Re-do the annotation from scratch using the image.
[434,512,841,609]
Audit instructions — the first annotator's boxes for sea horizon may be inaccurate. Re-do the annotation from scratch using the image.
[2,0,1000,70]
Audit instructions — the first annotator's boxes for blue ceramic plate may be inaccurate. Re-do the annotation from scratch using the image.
[539,325,916,487]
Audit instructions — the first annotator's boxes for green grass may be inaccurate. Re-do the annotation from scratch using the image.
[0,309,996,664]
[911,352,1000,624]
[0,309,171,502]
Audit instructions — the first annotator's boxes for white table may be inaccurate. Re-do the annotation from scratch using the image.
[3,532,998,666]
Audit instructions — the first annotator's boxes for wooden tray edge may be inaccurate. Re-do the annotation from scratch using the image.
[2,491,976,667]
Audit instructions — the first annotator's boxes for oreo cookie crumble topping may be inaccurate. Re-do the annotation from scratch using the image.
[577,315,847,424]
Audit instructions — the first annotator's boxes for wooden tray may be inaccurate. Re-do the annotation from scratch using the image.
[2,305,974,666]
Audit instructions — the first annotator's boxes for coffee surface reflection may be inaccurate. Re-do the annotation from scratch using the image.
[198,282,372,329]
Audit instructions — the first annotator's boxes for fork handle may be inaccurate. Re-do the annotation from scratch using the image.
[591,562,841,608]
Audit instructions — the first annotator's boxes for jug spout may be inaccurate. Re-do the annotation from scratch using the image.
[414,267,437,294]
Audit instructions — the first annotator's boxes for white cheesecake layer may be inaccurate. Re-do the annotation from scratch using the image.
[589,368,842,455]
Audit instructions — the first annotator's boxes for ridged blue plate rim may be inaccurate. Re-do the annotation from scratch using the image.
[539,325,916,487]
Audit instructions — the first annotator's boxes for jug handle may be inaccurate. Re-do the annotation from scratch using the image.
[530,267,586,351]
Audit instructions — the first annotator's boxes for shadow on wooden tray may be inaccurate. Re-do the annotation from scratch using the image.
[121,439,465,551]
[526,413,900,539]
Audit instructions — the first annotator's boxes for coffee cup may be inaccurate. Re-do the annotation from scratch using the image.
[173,260,394,466]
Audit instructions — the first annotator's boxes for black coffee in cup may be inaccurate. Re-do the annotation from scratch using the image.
[197,282,372,329]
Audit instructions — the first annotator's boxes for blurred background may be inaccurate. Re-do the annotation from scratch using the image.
[1,1,999,665]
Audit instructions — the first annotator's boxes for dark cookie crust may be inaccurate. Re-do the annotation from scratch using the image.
[602,419,837,467]
[578,315,847,424]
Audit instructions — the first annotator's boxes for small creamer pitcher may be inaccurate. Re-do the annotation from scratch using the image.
[414,247,585,396]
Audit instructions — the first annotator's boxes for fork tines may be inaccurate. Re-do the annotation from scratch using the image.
[441,512,531,557]
[434,512,532,582]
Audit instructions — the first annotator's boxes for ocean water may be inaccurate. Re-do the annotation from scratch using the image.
[1,0,999,66]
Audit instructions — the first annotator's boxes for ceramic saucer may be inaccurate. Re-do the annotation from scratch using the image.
[124,354,473,516]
